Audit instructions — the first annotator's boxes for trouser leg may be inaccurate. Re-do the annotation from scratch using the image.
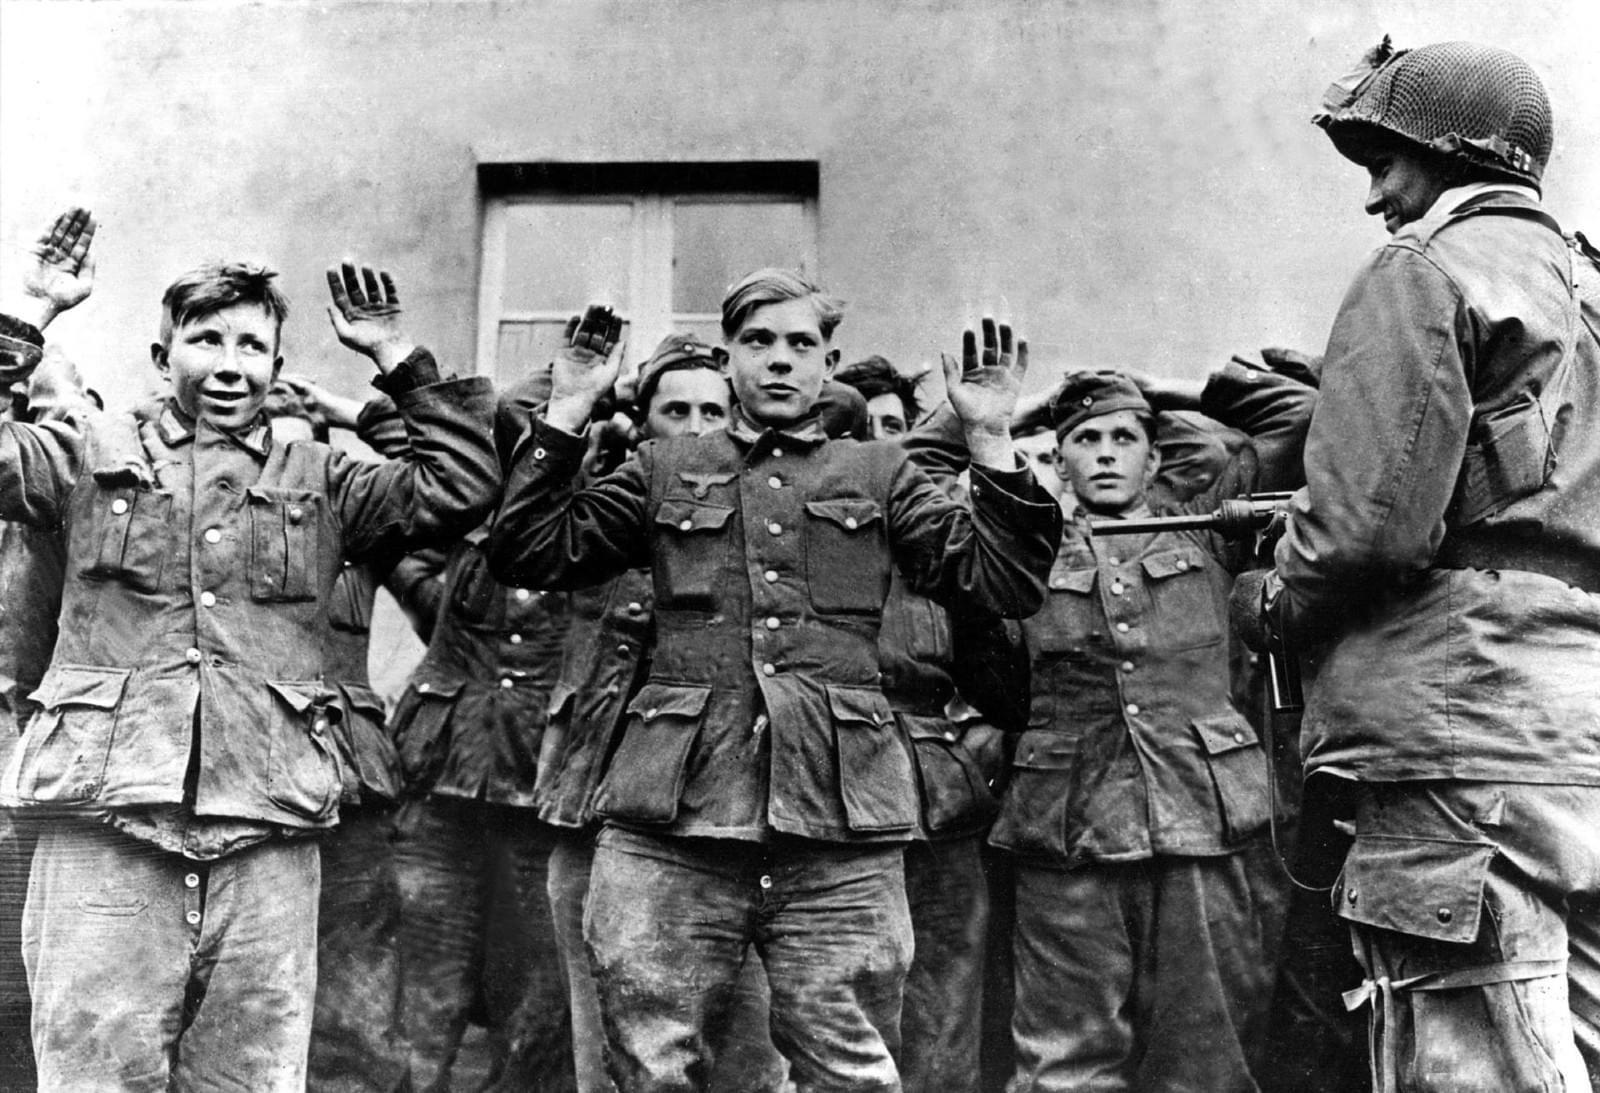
[549,831,613,1093]
[170,838,321,1093]
[394,796,489,1092]
[310,804,410,1093]
[1339,781,1600,1093]
[0,810,37,1090]
[1257,775,1368,1093]
[584,828,752,1093]
[26,820,319,1093]
[900,835,988,1093]
[1008,855,1265,1093]
[481,812,574,1093]
[757,841,912,1093]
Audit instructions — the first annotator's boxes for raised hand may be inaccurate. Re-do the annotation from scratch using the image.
[16,208,97,330]
[943,316,1028,426]
[325,261,415,373]
[546,303,627,434]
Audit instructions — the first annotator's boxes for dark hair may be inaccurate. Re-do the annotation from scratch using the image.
[832,354,919,422]
[720,268,844,341]
[158,262,289,350]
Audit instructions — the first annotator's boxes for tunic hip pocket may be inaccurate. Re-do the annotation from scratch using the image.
[592,682,710,824]
[7,664,131,803]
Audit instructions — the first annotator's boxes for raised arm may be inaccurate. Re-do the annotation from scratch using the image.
[486,305,652,590]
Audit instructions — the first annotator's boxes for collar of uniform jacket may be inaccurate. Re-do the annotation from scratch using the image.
[725,402,829,455]
[157,399,273,459]
[1428,180,1541,222]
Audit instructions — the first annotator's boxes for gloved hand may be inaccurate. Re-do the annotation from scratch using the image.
[1230,568,1275,653]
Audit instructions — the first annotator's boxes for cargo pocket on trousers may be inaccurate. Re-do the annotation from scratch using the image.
[988,730,1076,858]
[592,682,710,825]
[1335,834,1496,944]
[830,686,918,833]
[1194,712,1270,843]
[265,680,341,821]
[10,664,131,802]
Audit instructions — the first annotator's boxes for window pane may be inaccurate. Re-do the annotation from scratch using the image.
[495,320,568,386]
[496,319,637,387]
[672,201,809,313]
[502,203,632,313]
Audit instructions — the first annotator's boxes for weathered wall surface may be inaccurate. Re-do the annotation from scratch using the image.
[4,0,1597,398]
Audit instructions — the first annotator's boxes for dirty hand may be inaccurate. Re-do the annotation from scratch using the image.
[326,261,416,373]
[943,316,1028,469]
[547,303,627,434]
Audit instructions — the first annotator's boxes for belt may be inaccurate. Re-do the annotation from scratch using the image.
[1435,535,1600,594]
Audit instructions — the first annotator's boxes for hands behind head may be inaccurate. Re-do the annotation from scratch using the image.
[325,261,415,373]
[12,207,97,331]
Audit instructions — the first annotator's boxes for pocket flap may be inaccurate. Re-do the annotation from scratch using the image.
[902,713,958,741]
[90,466,150,489]
[341,683,387,718]
[33,664,132,710]
[1053,567,1097,594]
[655,500,735,533]
[1142,547,1205,580]
[266,679,330,715]
[825,685,891,727]
[626,682,712,721]
[804,498,883,532]
[245,486,321,506]
[410,677,466,701]
[1337,834,1495,944]
[1012,730,1077,770]
[1193,712,1258,756]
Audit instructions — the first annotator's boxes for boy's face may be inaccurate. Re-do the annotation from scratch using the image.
[152,303,283,431]
[724,298,839,426]
[865,392,909,440]
[1058,409,1159,516]
[644,367,731,440]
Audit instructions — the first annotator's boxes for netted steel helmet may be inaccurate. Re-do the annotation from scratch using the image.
[1313,37,1553,187]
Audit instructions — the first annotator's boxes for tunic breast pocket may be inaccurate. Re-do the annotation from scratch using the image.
[803,498,888,614]
[1032,566,1097,653]
[653,499,734,610]
[246,488,322,603]
[1141,546,1222,651]
[82,474,174,594]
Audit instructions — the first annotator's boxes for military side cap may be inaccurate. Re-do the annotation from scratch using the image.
[637,332,721,397]
[1050,370,1152,438]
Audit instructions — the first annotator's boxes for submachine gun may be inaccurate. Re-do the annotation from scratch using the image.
[1088,492,1303,711]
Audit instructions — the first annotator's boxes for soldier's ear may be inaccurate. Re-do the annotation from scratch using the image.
[150,343,169,374]
[712,346,729,370]
[823,348,840,377]
[271,355,285,383]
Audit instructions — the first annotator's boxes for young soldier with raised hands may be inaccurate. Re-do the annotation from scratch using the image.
[0,213,500,1091]
[488,270,1062,1092]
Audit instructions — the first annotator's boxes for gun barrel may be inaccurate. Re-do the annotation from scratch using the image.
[1089,513,1221,536]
